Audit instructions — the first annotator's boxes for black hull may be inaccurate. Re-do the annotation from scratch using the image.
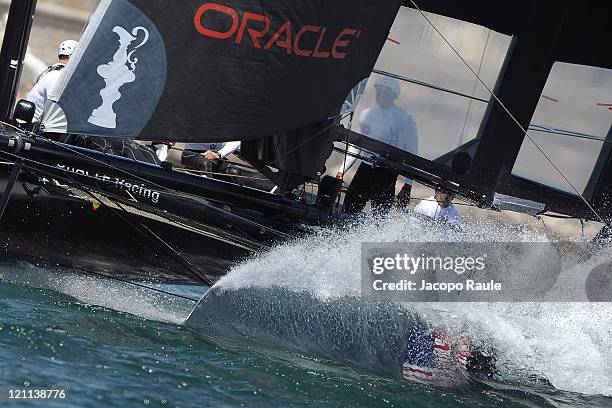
[0,130,338,283]
[0,169,261,283]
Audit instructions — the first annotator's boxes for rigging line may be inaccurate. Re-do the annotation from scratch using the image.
[70,180,214,287]
[173,168,269,180]
[66,175,216,286]
[112,199,216,287]
[340,118,353,175]
[4,247,199,302]
[152,144,212,154]
[0,133,290,239]
[528,125,611,143]
[297,183,306,201]
[3,153,275,250]
[408,0,608,226]
[529,124,601,137]
[0,152,288,245]
[372,69,490,104]
[0,121,246,203]
[15,158,216,285]
[0,150,232,284]
[539,212,581,219]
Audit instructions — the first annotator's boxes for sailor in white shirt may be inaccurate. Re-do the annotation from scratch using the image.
[414,188,462,224]
[26,40,78,122]
[336,76,418,214]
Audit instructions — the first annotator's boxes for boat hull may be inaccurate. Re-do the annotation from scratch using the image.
[0,166,263,283]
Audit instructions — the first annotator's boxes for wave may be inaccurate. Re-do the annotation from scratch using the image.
[0,262,196,324]
[186,213,612,396]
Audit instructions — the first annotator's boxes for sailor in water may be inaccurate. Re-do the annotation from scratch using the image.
[26,40,78,123]
[336,76,418,214]
[414,188,462,224]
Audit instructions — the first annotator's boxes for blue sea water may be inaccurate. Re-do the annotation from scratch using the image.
[0,273,610,408]
[1,217,611,407]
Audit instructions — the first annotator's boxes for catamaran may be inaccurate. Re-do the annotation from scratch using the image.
[0,0,609,389]
[0,0,610,283]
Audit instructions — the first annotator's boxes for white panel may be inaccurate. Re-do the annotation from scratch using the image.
[512,63,612,195]
[351,8,512,160]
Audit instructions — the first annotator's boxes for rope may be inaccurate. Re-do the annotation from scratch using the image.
[408,0,608,226]
[3,247,200,302]
[372,69,490,104]
[0,150,280,284]
[0,147,290,243]
[174,167,269,180]
[336,111,355,207]
[0,124,290,238]
[539,212,580,219]
[72,183,215,286]
[0,152,215,285]
[528,124,611,143]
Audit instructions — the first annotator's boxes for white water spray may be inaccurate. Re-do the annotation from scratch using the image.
[201,213,612,396]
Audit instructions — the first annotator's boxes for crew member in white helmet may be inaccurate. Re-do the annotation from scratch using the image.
[336,76,418,214]
[26,40,78,122]
[414,187,462,225]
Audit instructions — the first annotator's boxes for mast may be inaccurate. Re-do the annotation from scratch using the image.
[0,0,37,121]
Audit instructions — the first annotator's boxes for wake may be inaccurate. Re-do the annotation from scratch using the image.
[185,213,612,396]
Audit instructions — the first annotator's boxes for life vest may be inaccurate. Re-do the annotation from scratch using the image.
[35,63,66,84]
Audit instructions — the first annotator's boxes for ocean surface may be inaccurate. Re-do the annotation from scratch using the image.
[1,215,611,408]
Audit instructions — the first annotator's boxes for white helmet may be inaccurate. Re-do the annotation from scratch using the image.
[58,40,78,58]
[374,75,401,99]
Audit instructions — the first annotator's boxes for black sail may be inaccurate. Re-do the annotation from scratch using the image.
[43,0,402,141]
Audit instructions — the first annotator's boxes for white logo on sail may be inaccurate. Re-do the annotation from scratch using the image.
[88,26,149,129]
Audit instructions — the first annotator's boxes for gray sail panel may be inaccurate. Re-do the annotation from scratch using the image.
[335,8,511,172]
[42,0,167,137]
[511,62,612,196]
[42,0,112,133]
